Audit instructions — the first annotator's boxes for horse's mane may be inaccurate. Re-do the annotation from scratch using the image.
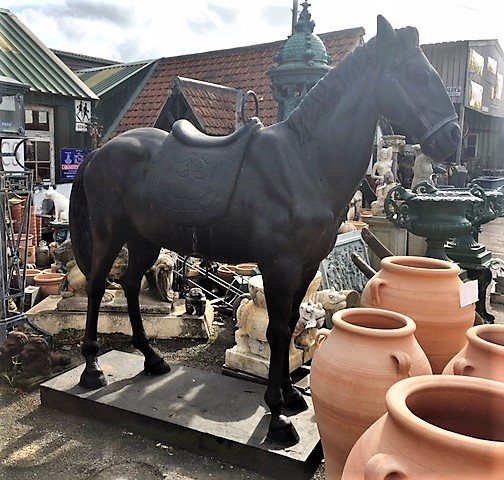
[285,28,414,142]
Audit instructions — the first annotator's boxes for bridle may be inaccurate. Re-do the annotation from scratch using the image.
[385,50,458,145]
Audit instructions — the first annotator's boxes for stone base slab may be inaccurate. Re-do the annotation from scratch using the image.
[40,351,321,480]
[27,296,214,339]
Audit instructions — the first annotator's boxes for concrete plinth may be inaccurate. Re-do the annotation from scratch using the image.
[40,351,321,480]
[224,344,316,380]
[27,294,214,339]
[364,215,407,270]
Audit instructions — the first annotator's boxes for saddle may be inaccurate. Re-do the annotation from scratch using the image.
[147,118,263,226]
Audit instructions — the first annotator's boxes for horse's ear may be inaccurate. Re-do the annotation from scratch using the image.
[376,15,396,63]
[404,26,419,47]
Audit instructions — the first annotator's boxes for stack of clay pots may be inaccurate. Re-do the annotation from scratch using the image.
[310,255,504,479]
[9,201,24,233]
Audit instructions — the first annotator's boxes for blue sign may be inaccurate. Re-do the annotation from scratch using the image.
[60,148,91,180]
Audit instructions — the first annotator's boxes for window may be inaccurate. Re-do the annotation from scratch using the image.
[466,133,478,158]
[25,108,50,131]
[24,105,54,184]
[25,139,51,184]
[0,93,23,134]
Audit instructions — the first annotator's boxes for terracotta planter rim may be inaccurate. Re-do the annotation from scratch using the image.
[34,272,65,283]
[332,307,416,337]
[386,375,504,450]
[468,324,504,354]
[381,255,461,276]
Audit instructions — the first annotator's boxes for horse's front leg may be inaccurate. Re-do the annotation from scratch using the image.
[261,258,302,447]
[282,266,319,413]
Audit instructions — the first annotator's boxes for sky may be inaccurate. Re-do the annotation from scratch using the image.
[4,0,504,63]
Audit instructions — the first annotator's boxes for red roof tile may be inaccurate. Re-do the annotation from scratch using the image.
[113,28,364,137]
[176,77,238,135]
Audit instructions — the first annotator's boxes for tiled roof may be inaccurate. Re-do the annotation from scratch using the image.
[0,8,97,99]
[113,27,364,136]
[174,77,238,135]
[77,60,155,96]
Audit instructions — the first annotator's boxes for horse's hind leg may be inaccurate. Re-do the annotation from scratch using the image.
[120,236,170,375]
[80,236,124,389]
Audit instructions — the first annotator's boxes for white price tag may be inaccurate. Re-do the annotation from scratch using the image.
[459,280,478,308]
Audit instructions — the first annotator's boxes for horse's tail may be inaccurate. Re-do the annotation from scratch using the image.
[69,152,95,277]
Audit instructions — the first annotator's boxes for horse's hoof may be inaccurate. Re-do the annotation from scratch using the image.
[266,415,300,447]
[79,369,107,389]
[283,388,309,414]
[144,357,171,375]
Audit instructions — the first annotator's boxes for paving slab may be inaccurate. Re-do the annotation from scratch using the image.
[40,351,321,480]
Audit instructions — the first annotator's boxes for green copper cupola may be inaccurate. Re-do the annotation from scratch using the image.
[268,1,331,121]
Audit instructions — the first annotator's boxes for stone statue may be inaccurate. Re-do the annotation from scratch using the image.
[347,189,363,221]
[371,146,394,186]
[0,331,28,370]
[43,186,69,223]
[19,336,71,381]
[143,249,178,303]
[231,273,322,364]
[292,300,325,349]
[184,287,206,316]
[412,145,434,188]
[371,170,397,216]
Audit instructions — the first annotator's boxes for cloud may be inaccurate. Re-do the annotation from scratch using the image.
[186,17,218,35]
[20,0,132,27]
[261,5,291,27]
[208,3,238,23]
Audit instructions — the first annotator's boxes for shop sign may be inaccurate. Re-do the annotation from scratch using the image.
[60,148,91,180]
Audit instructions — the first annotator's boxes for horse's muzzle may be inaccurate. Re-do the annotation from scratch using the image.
[421,120,461,162]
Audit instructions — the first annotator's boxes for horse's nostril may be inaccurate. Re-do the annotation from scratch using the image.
[450,124,461,144]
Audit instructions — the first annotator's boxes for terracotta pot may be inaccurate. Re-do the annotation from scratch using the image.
[310,307,431,480]
[186,261,201,278]
[361,256,474,373]
[217,265,235,284]
[26,268,42,286]
[443,324,504,382]
[34,272,65,297]
[343,375,504,479]
[13,233,34,248]
[235,263,258,276]
[19,246,36,265]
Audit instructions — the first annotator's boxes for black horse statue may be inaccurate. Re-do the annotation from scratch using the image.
[69,16,460,446]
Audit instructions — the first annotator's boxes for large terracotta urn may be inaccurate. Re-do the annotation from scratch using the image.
[343,375,504,479]
[361,256,474,373]
[443,324,504,382]
[310,307,431,480]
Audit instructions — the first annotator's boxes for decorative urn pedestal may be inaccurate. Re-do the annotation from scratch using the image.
[384,182,483,262]
[444,184,504,323]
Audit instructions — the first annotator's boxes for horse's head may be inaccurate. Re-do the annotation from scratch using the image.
[374,16,461,161]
